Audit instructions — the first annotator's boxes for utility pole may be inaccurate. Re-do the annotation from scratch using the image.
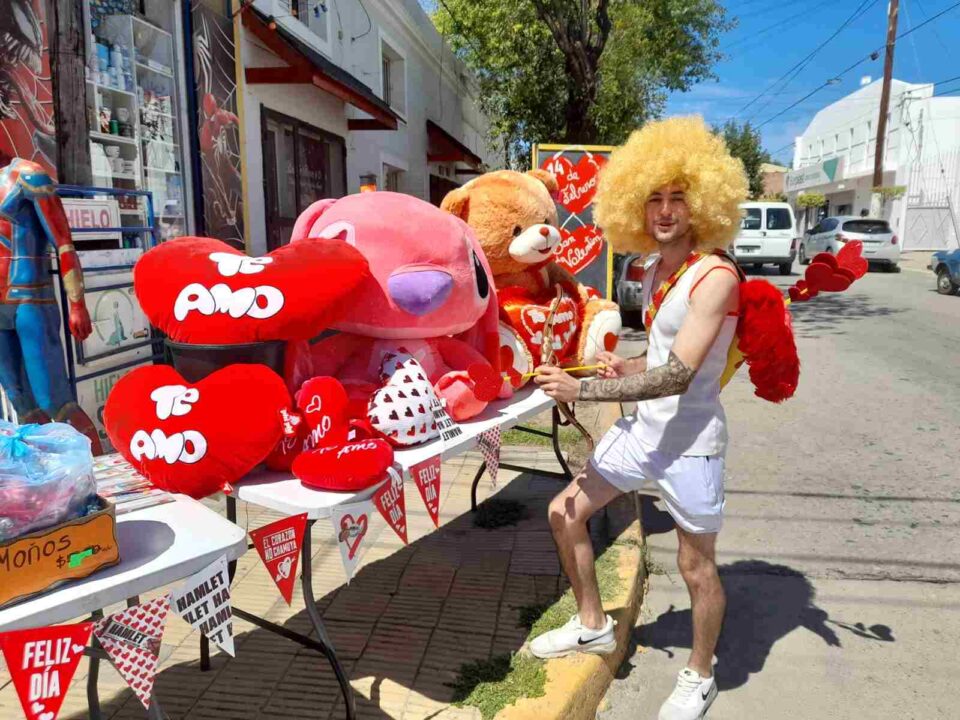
[870,0,899,218]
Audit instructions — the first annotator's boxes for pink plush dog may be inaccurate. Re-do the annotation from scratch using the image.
[286,192,506,446]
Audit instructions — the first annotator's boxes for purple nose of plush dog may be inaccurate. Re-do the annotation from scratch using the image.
[387,269,453,316]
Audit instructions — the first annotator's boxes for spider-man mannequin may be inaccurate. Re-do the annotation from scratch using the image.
[0,156,101,450]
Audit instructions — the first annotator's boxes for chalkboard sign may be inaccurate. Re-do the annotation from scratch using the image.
[532,144,615,299]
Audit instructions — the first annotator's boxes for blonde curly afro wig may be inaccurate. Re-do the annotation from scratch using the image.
[594,116,748,255]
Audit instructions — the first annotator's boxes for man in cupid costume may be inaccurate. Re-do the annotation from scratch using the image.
[533,117,748,720]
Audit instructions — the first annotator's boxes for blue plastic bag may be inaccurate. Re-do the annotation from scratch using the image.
[0,422,97,542]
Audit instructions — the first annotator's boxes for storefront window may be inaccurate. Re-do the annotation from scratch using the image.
[84,0,192,242]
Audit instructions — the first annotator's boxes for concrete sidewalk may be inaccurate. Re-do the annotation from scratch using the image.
[0,405,610,720]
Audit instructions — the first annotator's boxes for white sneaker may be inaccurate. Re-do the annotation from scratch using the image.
[528,613,616,659]
[658,668,718,720]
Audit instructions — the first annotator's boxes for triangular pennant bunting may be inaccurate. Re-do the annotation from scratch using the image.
[0,622,93,720]
[373,467,408,544]
[477,426,502,487]
[429,392,463,445]
[94,595,170,709]
[170,555,235,657]
[411,455,442,527]
[329,497,383,583]
[249,513,308,605]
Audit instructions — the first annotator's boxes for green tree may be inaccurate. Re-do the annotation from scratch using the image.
[434,0,731,167]
[714,120,771,199]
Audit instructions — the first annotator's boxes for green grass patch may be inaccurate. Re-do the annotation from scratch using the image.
[473,498,530,529]
[500,426,582,447]
[450,654,546,720]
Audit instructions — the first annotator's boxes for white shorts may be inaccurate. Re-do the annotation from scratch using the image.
[590,418,726,534]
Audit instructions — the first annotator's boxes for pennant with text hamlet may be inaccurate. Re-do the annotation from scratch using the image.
[373,467,408,544]
[170,555,235,657]
[411,455,442,527]
[94,595,170,709]
[0,622,93,720]
[330,497,382,583]
[249,513,308,605]
[477,426,502,487]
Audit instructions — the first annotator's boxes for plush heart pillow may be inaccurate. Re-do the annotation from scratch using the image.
[368,353,439,446]
[293,438,394,492]
[104,364,290,498]
[133,237,369,344]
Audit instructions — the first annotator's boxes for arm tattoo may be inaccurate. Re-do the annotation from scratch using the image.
[578,351,696,403]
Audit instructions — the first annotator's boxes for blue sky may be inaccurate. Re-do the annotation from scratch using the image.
[669,0,960,165]
[420,1,960,165]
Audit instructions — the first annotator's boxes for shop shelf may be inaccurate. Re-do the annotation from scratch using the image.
[86,80,136,98]
[90,131,138,146]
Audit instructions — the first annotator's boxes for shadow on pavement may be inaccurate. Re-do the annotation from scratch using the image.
[788,292,904,337]
[631,558,896,692]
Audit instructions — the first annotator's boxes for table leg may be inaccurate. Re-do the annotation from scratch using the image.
[301,520,357,720]
[470,462,487,512]
[87,609,104,720]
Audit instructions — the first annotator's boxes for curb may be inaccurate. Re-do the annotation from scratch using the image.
[496,513,647,720]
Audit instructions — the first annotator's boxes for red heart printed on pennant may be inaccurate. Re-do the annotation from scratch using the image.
[338,513,369,560]
[104,364,290,498]
[295,376,350,451]
[545,154,607,214]
[805,262,853,293]
[837,240,868,279]
[133,236,369,344]
[294,438,394,492]
[468,363,502,402]
[554,225,604,275]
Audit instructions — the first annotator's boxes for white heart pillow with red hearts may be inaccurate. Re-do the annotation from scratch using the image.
[104,364,290,498]
[133,237,369,344]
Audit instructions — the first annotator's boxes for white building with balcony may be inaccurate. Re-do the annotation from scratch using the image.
[787,78,960,250]
[239,0,498,253]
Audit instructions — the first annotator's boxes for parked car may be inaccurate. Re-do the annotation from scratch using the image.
[732,201,798,275]
[800,216,901,271]
[930,248,960,295]
[615,252,646,328]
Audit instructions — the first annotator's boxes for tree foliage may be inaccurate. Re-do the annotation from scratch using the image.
[713,120,772,200]
[797,192,827,208]
[433,0,731,167]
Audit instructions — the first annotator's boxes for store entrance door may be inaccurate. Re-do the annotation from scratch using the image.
[262,108,346,250]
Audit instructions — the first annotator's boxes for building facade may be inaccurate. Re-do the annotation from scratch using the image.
[786,78,960,250]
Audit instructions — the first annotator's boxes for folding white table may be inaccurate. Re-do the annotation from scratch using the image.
[223,386,576,720]
[0,496,248,719]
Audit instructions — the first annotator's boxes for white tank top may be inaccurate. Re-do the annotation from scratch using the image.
[632,255,737,456]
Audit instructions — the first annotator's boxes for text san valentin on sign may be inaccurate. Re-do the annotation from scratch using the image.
[554,225,604,275]
[0,622,93,720]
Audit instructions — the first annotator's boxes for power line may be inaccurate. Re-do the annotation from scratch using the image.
[755,0,960,129]
[723,0,838,54]
[733,0,880,121]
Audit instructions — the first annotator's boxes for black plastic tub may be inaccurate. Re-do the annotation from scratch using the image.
[165,339,285,382]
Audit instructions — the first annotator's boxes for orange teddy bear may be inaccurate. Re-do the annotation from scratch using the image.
[441,170,620,387]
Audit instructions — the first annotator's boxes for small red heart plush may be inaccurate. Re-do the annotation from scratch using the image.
[837,240,868,278]
[104,364,290,498]
[294,438,394,491]
[805,262,853,293]
[134,236,369,344]
[296,376,351,450]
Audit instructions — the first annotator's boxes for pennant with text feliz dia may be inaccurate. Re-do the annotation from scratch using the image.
[249,513,308,605]
[329,497,383,583]
[477,426,502,487]
[170,555,235,657]
[373,467,408,544]
[0,622,93,720]
[411,455,442,527]
[94,595,170,709]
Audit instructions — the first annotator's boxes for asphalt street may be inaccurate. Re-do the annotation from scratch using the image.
[598,254,960,719]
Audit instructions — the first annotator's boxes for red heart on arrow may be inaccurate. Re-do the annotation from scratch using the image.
[104,364,290,498]
[338,513,369,560]
[133,236,369,344]
[293,438,394,492]
[545,154,607,215]
[805,262,853,293]
[788,279,819,303]
[837,240,868,278]
[468,363,502,402]
[554,225,604,274]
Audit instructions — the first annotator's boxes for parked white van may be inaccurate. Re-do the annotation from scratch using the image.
[732,202,798,275]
